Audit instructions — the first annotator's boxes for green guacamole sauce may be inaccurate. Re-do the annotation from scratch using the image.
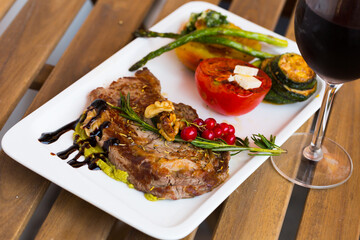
[144,193,160,201]
[96,159,133,188]
[74,122,105,159]
[97,159,161,201]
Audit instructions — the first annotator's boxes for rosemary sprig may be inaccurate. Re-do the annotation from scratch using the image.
[108,94,159,133]
[109,94,286,156]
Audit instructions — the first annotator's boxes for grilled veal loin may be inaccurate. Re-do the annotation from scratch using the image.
[82,68,230,200]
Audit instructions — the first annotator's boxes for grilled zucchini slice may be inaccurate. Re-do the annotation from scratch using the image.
[271,53,316,90]
[264,89,297,104]
[262,58,317,103]
[268,63,317,101]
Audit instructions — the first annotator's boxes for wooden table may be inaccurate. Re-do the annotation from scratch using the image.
[0,0,359,239]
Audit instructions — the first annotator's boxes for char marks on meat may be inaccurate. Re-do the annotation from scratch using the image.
[85,68,230,200]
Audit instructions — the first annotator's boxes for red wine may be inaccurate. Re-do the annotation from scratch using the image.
[295,0,360,83]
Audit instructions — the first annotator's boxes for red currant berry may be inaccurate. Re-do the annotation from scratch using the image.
[212,125,223,138]
[201,129,215,140]
[193,118,205,130]
[181,126,197,141]
[224,134,236,145]
[204,118,216,130]
[219,122,229,135]
[228,124,235,135]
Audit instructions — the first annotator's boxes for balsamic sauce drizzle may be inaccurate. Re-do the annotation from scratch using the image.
[57,144,78,159]
[38,99,119,170]
[38,120,78,144]
[103,137,121,152]
[90,121,110,139]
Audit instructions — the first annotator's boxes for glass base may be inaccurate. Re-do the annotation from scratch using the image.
[271,133,353,189]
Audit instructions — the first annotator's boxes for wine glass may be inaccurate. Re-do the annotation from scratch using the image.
[271,0,360,188]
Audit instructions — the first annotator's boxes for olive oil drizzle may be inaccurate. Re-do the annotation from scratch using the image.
[38,99,118,170]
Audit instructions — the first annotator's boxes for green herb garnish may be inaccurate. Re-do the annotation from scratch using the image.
[181,10,229,34]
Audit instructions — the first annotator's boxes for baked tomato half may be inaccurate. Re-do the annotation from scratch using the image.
[195,58,272,116]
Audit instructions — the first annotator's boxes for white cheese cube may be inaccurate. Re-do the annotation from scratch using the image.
[234,74,262,90]
[234,65,259,76]
[228,75,235,82]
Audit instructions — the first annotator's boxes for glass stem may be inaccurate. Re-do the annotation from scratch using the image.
[303,83,340,161]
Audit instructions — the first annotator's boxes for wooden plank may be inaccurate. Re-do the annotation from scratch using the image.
[32,0,155,238]
[0,0,86,130]
[35,191,114,239]
[213,164,291,239]
[297,78,360,239]
[212,1,301,239]
[229,0,286,30]
[0,62,53,240]
[0,0,16,20]
[123,228,198,240]
[155,0,220,23]
[107,221,133,240]
[123,230,157,240]
[0,152,50,240]
[0,1,86,239]
[0,60,52,240]
[29,64,54,90]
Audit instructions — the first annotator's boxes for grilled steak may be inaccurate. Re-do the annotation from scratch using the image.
[83,68,230,200]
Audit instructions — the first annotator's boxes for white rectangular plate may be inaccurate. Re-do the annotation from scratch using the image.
[1,2,324,239]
